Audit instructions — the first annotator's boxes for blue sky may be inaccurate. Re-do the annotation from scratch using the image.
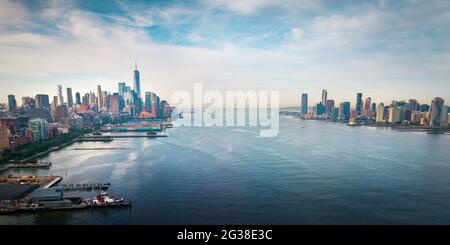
[0,0,449,107]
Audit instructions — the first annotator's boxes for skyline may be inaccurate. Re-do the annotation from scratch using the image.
[0,0,450,106]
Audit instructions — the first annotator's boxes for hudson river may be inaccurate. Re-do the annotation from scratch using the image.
[1,116,450,224]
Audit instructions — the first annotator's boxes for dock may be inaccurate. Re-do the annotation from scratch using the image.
[57,183,110,192]
[81,135,167,139]
[0,162,52,173]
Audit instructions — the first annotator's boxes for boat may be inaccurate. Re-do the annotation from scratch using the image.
[147,131,157,136]
[88,191,124,206]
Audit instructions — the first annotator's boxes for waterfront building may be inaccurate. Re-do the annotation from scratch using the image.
[75,92,81,105]
[356,93,362,116]
[315,102,325,116]
[66,87,73,108]
[325,99,334,114]
[57,85,64,106]
[408,99,419,111]
[301,93,308,115]
[339,102,350,121]
[97,85,103,110]
[371,103,376,118]
[376,103,385,123]
[363,97,371,118]
[29,118,49,142]
[429,97,445,128]
[321,89,327,106]
[133,61,142,99]
[389,106,401,124]
[0,126,9,152]
[442,106,449,127]
[35,94,50,110]
[331,108,339,122]
[8,94,17,112]
[411,111,425,123]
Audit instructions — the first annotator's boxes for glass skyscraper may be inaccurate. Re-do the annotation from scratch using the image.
[301,93,308,114]
[134,61,141,99]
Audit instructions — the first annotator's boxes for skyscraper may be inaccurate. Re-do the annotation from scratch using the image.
[118,82,126,97]
[371,102,376,118]
[97,85,103,109]
[363,97,371,117]
[429,97,445,128]
[35,94,50,110]
[57,85,64,106]
[301,93,308,114]
[66,87,73,108]
[356,93,362,116]
[321,89,327,105]
[325,99,335,114]
[7,95,17,112]
[109,93,120,114]
[75,92,81,105]
[389,106,401,124]
[133,61,141,99]
[376,103,385,123]
[145,92,152,112]
[339,102,350,121]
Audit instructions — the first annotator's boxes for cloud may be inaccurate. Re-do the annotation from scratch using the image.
[203,0,322,15]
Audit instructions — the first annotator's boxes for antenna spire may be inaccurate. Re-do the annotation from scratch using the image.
[135,59,137,70]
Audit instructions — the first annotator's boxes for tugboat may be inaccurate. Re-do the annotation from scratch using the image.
[89,191,124,206]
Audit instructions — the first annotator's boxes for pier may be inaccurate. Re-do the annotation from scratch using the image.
[0,162,52,173]
[57,183,110,192]
[81,135,167,139]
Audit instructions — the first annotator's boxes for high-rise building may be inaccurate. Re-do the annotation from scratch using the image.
[301,93,308,114]
[29,118,49,142]
[371,102,376,118]
[52,96,58,111]
[21,96,35,110]
[363,97,372,117]
[325,99,335,114]
[109,94,120,114]
[356,93,362,116]
[35,94,50,110]
[8,94,17,112]
[57,85,64,105]
[339,102,350,121]
[331,107,339,122]
[376,103,385,123]
[321,89,327,105]
[75,92,81,105]
[0,126,9,152]
[420,104,430,112]
[408,99,419,111]
[429,97,445,128]
[97,85,103,110]
[66,87,73,108]
[133,61,141,99]
[118,82,126,97]
[389,106,401,124]
[442,106,449,127]
[315,102,325,115]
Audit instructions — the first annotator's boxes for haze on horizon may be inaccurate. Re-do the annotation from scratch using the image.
[0,0,449,107]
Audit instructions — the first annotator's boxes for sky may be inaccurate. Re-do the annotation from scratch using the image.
[0,0,449,108]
